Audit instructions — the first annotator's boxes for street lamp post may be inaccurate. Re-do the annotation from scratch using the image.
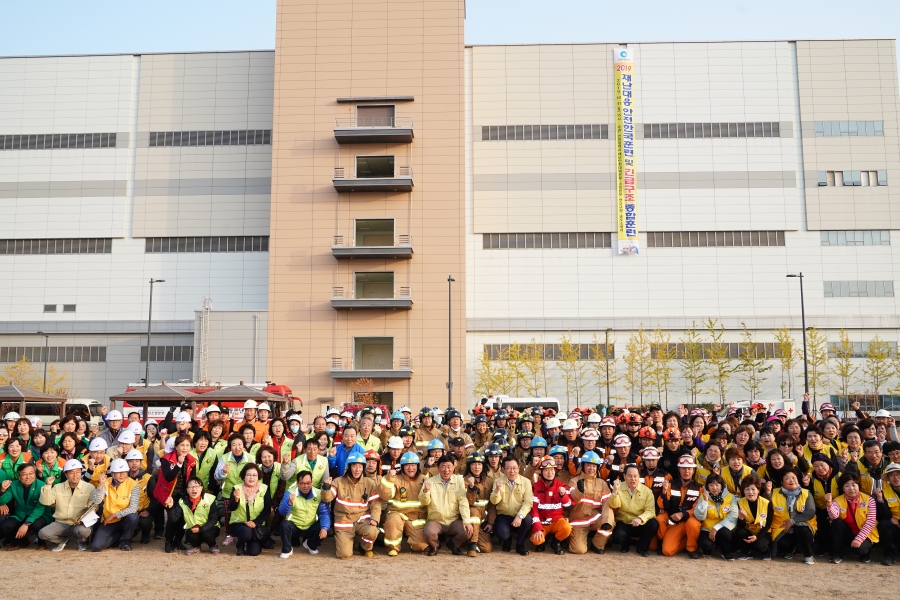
[145,278,165,388]
[787,273,809,406]
[605,328,612,409]
[37,331,49,392]
[447,275,455,409]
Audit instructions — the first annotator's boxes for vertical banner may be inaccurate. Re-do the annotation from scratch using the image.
[614,47,639,254]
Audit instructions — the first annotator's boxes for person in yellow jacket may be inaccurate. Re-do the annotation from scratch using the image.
[490,455,534,556]
[419,454,472,556]
[380,451,428,556]
[770,468,817,564]
[322,451,381,559]
[876,462,900,565]
[124,449,153,545]
[721,447,753,496]
[608,464,659,556]
[826,472,878,564]
[84,438,111,487]
[733,474,773,560]
[37,459,95,552]
[692,473,738,560]
[89,458,140,552]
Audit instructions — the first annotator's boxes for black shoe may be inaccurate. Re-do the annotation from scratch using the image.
[502,539,512,552]
[882,556,895,566]
[140,533,150,545]
[236,546,244,556]
[153,532,163,540]
[164,542,174,554]
[620,544,630,554]
[638,550,649,557]
[119,542,132,551]
[860,552,871,564]
[174,542,186,551]
[534,543,546,553]
[516,546,529,556]
[688,551,701,559]
[426,545,438,556]
[550,539,563,555]
[591,546,605,555]
[722,553,734,561]
[449,541,462,556]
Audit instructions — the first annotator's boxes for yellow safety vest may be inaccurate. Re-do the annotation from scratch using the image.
[229,483,269,524]
[102,478,138,523]
[770,488,816,539]
[180,493,216,529]
[737,496,769,534]
[811,474,839,510]
[721,465,753,495]
[701,492,734,530]
[882,484,900,520]
[834,494,878,543]
[284,485,322,530]
[129,471,152,512]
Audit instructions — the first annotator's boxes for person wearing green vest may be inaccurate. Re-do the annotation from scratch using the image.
[191,431,222,492]
[281,437,328,488]
[227,463,271,556]
[278,470,331,558]
[35,444,65,485]
[169,476,221,555]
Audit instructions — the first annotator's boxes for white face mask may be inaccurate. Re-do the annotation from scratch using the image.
[290,424,300,434]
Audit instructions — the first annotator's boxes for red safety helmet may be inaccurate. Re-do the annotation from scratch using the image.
[638,426,657,440]
[662,428,681,442]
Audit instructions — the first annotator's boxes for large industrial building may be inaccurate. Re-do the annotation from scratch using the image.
[1,0,899,412]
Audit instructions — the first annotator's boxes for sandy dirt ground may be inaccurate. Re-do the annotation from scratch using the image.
[1,538,896,599]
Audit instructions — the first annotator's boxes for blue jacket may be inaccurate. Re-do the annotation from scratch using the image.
[328,442,365,477]
[277,486,331,530]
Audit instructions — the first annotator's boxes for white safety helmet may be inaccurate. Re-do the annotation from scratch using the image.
[399,405,412,414]
[116,430,136,444]
[875,409,892,418]
[164,437,176,454]
[561,419,579,431]
[205,404,221,413]
[109,458,129,473]
[387,436,404,450]
[325,408,340,417]
[124,449,143,462]
[30,417,41,427]
[176,412,192,424]
[545,417,561,429]
[126,422,144,435]
[257,402,271,412]
[243,399,258,409]
[107,410,123,421]
[88,438,109,452]
[340,411,354,419]
[63,459,84,472]
[4,411,20,421]
[587,413,602,424]
[288,413,303,423]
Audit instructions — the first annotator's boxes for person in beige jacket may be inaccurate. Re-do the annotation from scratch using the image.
[490,455,534,555]
[37,459,95,551]
[419,454,472,556]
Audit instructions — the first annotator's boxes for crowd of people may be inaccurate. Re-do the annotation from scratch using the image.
[0,396,899,565]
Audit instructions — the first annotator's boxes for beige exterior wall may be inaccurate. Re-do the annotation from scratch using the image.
[268,0,466,409]
[798,40,900,229]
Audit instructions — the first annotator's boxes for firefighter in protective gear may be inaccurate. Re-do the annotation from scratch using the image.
[596,416,618,461]
[639,446,671,508]
[658,454,704,558]
[379,411,406,448]
[513,431,534,463]
[422,439,445,476]
[380,436,405,475]
[530,457,573,554]
[463,452,493,556]
[322,452,382,559]
[543,445,571,485]
[363,449,381,483]
[602,434,639,484]
[567,450,615,554]
[483,444,504,481]
[441,409,474,450]
[660,428,690,477]
[414,408,441,451]
[380,451,427,556]
[472,415,492,449]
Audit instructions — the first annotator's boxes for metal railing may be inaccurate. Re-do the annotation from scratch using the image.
[331,356,412,370]
[334,116,413,128]
[333,166,413,179]
[332,286,412,299]
[333,234,412,247]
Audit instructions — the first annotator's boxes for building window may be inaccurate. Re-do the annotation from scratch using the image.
[0,346,106,363]
[824,281,894,298]
[642,122,780,139]
[140,346,194,362]
[820,231,890,246]
[827,340,898,358]
[817,170,887,187]
[482,233,612,249]
[62,304,76,313]
[148,130,271,147]
[484,343,613,360]
[481,124,608,141]
[0,133,117,151]
[144,236,269,253]
[0,239,112,255]
[43,304,56,313]
[646,231,785,248]
[815,121,883,137]
[652,343,777,360]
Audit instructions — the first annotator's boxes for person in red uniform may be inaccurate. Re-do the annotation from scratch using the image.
[529,457,573,554]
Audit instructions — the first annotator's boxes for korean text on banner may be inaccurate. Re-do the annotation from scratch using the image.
[614,48,639,255]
